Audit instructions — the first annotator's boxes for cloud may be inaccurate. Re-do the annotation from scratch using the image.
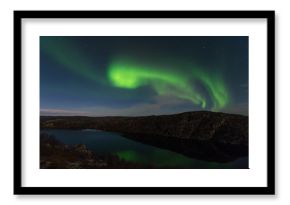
[40,108,90,116]
[41,96,195,117]
[219,102,248,116]
[41,97,248,117]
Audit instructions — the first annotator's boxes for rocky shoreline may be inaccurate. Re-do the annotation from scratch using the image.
[40,133,150,169]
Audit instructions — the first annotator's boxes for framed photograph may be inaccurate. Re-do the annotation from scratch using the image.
[14,10,275,195]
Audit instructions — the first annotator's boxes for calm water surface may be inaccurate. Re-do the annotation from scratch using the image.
[41,129,247,169]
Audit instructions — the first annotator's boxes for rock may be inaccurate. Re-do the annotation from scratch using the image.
[74,144,88,152]
[40,134,146,168]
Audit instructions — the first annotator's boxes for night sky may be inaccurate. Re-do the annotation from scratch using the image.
[40,36,248,116]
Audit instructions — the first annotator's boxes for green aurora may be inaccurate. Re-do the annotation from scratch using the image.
[40,37,104,84]
[41,37,234,112]
[108,60,229,110]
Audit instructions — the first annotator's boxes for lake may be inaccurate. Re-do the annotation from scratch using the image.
[41,129,248,169]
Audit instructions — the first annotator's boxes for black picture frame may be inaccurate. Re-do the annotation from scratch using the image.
[14,10,275,195]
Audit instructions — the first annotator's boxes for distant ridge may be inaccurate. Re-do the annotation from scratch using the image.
[41,111,248,146]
